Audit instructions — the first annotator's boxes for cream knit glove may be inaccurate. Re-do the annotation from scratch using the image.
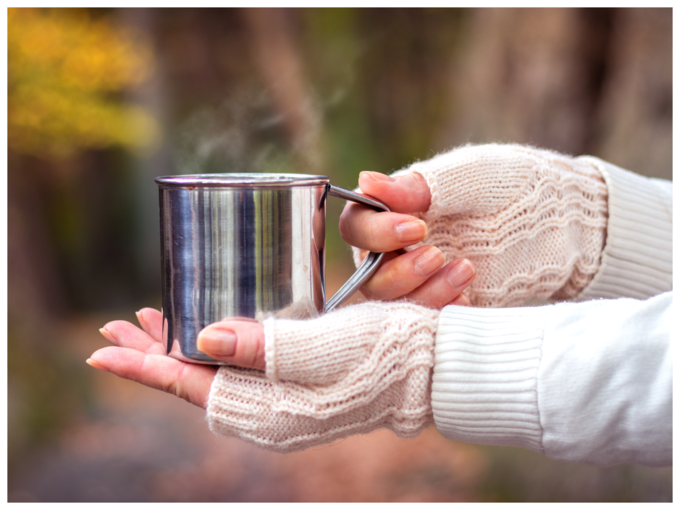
[355,144,609,307]
[206,301,439,452]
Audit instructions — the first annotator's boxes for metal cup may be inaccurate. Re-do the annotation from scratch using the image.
[156,173,388,364]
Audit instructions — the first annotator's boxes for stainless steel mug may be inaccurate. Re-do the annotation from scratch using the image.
[156,173,389,364]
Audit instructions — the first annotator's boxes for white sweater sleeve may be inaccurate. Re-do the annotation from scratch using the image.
[431,163,672,466]
[432,293,672,467]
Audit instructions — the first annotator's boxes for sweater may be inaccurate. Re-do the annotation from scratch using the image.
[431,157,672,466]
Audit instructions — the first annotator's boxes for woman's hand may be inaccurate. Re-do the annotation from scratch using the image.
[340,171,476,308]
[341,145,609,307]
[88,308,267,409]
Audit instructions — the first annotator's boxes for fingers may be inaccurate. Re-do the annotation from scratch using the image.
[99,319,166,356]
[87,346,216,409]
[338,171,431,252]
[360,246,445,301]
[405,258,476,309]
[196,320,266,370]
[99,305,265,374]
[135,307,163,342]
[359,248,476,309]
[339,206,428,252]
[357,171,431,213]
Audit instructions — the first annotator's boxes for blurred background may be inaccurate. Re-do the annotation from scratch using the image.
[7,7,672,502]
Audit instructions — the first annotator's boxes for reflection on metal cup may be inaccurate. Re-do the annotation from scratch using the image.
[156,173,388,364]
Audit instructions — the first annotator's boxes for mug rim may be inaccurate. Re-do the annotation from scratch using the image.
[156,173,330,188]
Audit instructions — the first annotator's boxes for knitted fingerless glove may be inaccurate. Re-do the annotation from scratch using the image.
[355,144,609,307]
[206,301,439,452]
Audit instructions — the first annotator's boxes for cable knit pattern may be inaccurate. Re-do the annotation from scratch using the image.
[207,301,439,452]
[355,144,609,307]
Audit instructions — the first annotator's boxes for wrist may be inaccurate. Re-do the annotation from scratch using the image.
[576,157,672,300]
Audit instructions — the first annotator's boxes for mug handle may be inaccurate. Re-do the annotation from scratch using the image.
[324,184,390,312]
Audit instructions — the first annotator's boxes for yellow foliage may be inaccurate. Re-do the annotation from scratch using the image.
[8,8,159,158]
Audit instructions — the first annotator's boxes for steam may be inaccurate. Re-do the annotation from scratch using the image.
[172,89,277,175]
[172,76,353,178]
[174,83,337,177]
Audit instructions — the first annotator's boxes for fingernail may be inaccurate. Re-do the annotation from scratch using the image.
[86,358,110,373]
[414,247,445,276]
[197,328,237,356]
[99,327,118,345]
[446,259,476,288]
[360,171,395,182]
[135,310,146,329]
[395,220,428,243]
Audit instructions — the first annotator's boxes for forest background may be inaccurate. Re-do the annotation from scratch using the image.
[7,7,672,502]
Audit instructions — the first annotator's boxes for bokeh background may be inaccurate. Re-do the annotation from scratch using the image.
[7,7,672,502]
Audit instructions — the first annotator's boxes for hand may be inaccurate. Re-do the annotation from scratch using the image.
[87,296,438,444]
[207,300,439,452]
[340,171,476,308]
[342,144,609,307]
[88,308,267,409]
[89,301,441,452]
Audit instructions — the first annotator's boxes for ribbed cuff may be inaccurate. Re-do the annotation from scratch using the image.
[431,306,546,453]
[577,157,672,300]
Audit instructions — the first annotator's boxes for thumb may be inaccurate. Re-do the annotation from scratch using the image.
[358,171,432,214]
[196,308,378,379]
[197,319,266,370]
